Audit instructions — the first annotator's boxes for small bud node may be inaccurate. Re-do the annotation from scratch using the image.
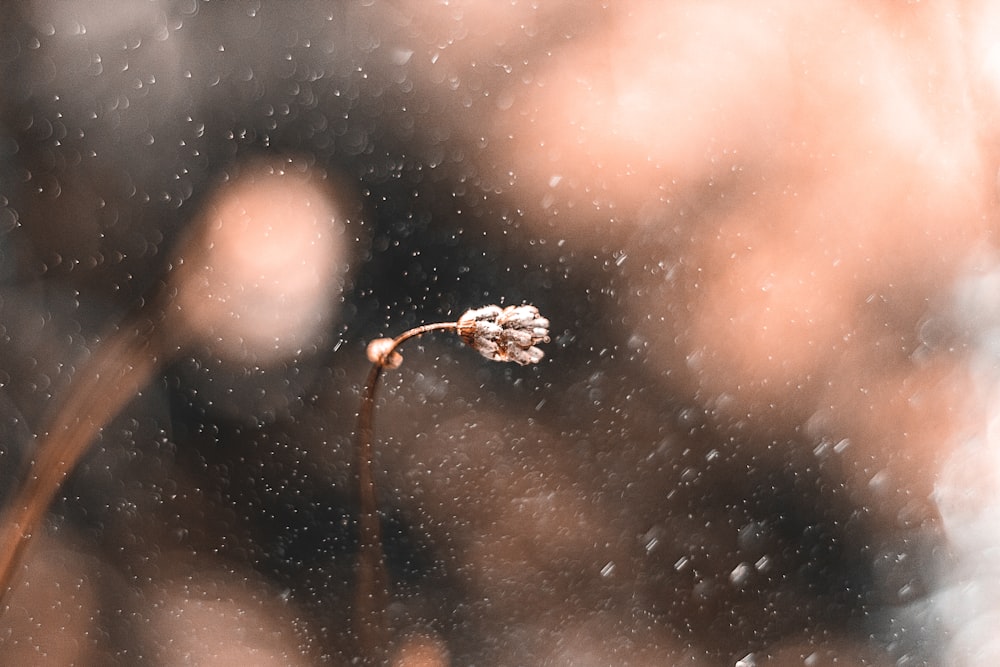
[366,338,403,369]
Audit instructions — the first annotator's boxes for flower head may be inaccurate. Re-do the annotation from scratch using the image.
[457,304,550,365]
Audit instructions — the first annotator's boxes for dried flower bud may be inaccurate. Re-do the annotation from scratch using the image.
[457,304,550,365]
[367,337,403,369]
[354,302,548,652]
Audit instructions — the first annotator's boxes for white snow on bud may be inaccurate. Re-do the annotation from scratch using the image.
[458,304,550,365]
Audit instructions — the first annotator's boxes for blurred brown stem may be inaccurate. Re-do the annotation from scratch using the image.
[0,299,185,607]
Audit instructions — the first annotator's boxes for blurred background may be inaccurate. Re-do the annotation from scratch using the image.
[2,0,1000,664]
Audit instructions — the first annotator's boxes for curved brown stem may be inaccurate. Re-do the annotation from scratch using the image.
[0,303,185,607]
[353,321,457,664]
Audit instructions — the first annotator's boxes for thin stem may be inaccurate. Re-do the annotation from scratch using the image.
[0,304,185,606]
[353,320,458,664]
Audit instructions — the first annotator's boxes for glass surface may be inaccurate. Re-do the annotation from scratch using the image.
[0,1,996,664]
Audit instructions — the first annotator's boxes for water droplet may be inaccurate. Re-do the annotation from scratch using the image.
[0,208,18,233]
[391,48,413,66]
[729,562,752,587]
